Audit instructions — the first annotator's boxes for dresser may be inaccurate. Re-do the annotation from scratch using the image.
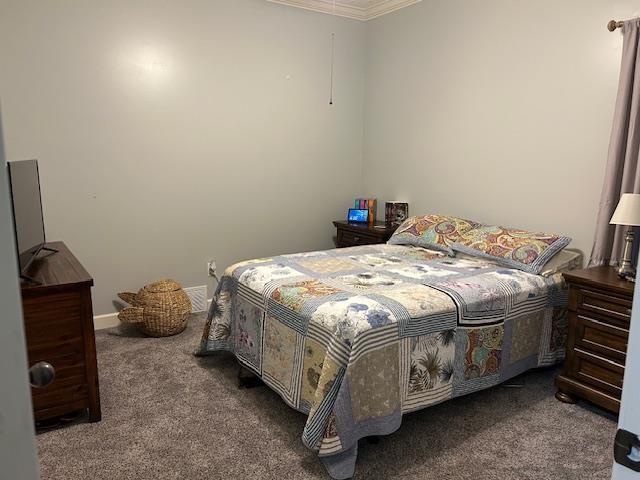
[21,241,101,422]
[555,266,632,413]
[333,221,397,248]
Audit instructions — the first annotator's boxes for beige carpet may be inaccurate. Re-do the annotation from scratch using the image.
[37,313,617,480]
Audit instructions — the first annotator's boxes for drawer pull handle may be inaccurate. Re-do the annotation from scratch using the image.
[29,361,55,388]
[354,236,360,242]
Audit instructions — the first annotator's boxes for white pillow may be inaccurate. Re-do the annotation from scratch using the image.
[538,248,583,277]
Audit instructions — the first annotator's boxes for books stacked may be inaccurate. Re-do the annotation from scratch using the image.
[354,198,377,224]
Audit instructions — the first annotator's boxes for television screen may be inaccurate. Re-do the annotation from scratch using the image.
[7,159,46,274]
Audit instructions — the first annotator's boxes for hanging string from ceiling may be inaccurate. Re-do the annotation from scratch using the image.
[329,0,336,105]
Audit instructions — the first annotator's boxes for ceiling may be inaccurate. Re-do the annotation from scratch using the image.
[266,0,422,21]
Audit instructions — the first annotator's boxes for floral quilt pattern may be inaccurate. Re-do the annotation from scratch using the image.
[198,243,570,479]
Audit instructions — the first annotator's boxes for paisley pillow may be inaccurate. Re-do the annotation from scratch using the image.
[452,225,571,274]
[388,214,481,255]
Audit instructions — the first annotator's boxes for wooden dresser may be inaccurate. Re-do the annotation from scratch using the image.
[21,241,101,422]
[333,221,397,248]
[555,266,633,413]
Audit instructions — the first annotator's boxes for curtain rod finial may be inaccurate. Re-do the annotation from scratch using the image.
[608,20,619,32]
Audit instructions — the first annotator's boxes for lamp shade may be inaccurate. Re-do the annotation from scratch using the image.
[610,193,640,226]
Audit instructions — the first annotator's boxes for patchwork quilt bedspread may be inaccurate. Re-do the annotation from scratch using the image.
[197,243,569,479]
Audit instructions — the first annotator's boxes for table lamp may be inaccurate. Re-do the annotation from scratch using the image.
[610,193,640,280]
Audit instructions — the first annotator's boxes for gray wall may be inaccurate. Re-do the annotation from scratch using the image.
[0,113,40,479]
[363,0,640,257]
[0,0,366,314]
[2,0,639,316]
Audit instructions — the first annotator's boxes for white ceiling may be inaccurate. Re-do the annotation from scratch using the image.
[266,0,422,21]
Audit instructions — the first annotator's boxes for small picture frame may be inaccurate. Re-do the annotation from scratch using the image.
[385,202,409,226]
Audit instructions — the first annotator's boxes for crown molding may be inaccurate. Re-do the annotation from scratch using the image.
[365,0,422,20]
[267,0,368,20]
[266,0,422,21]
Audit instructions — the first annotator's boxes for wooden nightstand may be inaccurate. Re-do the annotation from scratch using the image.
[333,221,397,248]
[555,266,633,413]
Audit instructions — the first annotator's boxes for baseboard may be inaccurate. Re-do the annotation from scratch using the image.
[93,312,120,330]
[94,298,213,331]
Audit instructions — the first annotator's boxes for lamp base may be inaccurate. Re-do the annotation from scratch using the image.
[617,229,636,281]
[617,263,636,281]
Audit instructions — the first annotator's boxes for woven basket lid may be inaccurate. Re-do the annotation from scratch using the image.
[144,279,182,293]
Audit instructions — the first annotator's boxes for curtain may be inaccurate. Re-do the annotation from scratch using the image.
[590,18,640,267]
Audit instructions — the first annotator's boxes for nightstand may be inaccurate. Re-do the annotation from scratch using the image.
[333,221,397,248]
[555,266,633,413]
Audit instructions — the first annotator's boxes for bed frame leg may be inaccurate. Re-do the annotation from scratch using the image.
[237,365,264,389]
[555,389,577,404]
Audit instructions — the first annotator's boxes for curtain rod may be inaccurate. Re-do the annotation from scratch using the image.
[608,20,625,32]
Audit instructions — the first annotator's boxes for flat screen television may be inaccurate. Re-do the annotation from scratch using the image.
[7,159,47,275]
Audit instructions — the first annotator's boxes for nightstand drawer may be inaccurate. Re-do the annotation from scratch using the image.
[575,288,631,326]
[571,348,624,397]
[337,230,380,247]
[30,341,87,411]
[333,221,396,248]
[22,291,84,347]
[574,313,628,362]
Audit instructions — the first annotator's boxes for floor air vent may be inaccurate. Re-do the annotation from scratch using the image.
[183,285,208,312]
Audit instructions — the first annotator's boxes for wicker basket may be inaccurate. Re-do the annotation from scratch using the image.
[117,279,192,337]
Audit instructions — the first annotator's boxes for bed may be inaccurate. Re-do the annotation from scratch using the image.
[197,218,580,479]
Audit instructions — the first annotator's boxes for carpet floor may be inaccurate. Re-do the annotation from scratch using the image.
[37,313,617,480]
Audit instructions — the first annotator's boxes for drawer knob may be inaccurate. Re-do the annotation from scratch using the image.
[354,236,360,242]
[29,361,55,388]
[627,308,632,315]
